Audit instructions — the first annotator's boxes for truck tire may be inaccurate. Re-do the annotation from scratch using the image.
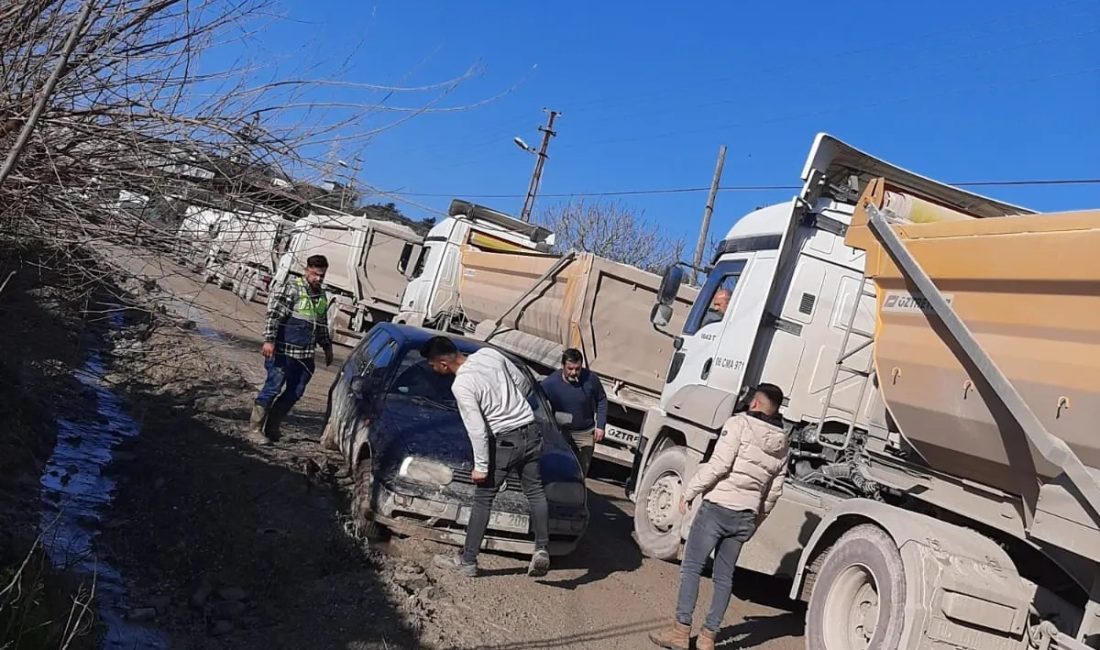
[806,524,906,650]
[632,445,689,560]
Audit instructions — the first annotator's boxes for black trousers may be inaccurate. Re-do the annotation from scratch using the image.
[461,423,550,563]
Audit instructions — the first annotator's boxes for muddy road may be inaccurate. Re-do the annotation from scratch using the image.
[95,251,806,649]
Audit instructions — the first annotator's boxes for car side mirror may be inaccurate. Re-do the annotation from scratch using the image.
[554,412,573,427]
[349,375,375,398]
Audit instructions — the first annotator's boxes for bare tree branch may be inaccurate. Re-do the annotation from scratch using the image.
[537,199,685,273]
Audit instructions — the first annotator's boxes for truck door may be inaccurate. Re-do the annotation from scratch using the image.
[662,259,746,398]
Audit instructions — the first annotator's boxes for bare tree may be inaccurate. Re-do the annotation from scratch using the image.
[0,0,506,332]
[537,199,685,274]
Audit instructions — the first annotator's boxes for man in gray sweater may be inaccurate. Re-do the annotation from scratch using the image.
[421,336,552,579]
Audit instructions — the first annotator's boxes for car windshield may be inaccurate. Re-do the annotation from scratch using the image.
[386,346,563,446]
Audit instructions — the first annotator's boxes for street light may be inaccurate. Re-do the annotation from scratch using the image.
[513,136,535,153]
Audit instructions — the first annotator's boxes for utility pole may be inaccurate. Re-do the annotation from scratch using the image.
[519,109,560,222]
[692,144,727,284]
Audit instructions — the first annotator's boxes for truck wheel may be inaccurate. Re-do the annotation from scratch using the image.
[632,445,689,560]
[806,524,906,650]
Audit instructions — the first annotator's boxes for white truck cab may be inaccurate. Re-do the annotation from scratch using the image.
[630,133,923,563]
[396,199,554,329]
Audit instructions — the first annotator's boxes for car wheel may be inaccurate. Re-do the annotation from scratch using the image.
[352,463,386,539]
[806,524,906,650]
[632,445,689,560]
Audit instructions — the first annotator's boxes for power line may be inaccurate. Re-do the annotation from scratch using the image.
[388,178,1100,200]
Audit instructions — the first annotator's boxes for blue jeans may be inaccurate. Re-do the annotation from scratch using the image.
[255,355,315,410]
[675,500,757,632]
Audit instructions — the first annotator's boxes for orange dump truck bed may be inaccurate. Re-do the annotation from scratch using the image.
[456,247,697,400]
[846,179,1100,500]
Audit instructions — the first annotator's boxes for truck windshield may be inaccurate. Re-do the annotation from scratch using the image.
[682,259,746,336]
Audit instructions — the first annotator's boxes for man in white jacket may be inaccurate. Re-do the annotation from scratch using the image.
[421,335,552,579]
[649,383,789,650]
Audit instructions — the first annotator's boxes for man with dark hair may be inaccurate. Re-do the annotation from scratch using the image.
[249,255,334,445]
[421,335,552,578]
[649,383,790,650]
[540,348,607,476]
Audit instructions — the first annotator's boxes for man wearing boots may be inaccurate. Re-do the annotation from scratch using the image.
[649,383,789,650]
[248,255,334,445]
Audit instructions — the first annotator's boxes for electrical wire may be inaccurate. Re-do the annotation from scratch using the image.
[386,178,1100,200]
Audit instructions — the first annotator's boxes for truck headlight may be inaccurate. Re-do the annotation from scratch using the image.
[545,482,586,505]
[398,457,453,485]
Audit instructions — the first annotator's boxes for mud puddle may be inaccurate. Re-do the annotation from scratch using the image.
[38,319,169,649]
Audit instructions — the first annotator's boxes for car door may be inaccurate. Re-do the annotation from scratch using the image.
[342,335,401,463]
[331,331,391,453]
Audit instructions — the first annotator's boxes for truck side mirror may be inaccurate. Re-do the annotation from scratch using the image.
[650,264,683,326]
[657,264,683,307]
[650,303,673,328]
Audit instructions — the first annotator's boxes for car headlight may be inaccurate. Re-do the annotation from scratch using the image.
[398,457,453,485]
[545,482,586,505]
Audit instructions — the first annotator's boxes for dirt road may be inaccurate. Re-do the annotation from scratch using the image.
[99,251,806,649]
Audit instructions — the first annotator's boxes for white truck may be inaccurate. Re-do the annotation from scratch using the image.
[201,208,294,302]
[271,211,421,345]
[631,133,1100,648]
[174,205,228,271]
[395,199,555,328]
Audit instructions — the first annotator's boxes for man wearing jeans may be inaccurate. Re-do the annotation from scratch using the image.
[249,255,334,445]
[421,336,552,578]
[649,384,789,650]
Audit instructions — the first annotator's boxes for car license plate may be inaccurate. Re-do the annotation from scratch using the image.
[604,424,639,448]
[490,511,530,534]
[458,508,530,534]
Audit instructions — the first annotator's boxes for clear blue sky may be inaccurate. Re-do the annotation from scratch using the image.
[230,0,1099,243]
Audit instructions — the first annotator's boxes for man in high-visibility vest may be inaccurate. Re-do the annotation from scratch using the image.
[249,254,334,445]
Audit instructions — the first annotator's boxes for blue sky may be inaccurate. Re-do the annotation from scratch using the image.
[227,0,1099,243]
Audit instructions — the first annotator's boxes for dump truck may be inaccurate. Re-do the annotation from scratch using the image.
[174,205,226,271]
[202,208,293,301]
[455,248,697,466]
[632,132,1100,648]
[270,211,421,345]
[395,199,555,329]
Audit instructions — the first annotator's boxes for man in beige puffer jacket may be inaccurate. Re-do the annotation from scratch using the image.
[649,383,789,650]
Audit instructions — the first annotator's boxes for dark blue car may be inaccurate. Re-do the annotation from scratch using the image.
[321,323,589,556]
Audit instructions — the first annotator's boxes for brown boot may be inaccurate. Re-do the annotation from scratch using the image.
[648,620,690,650]
[247,403,271,446]
[696,627,717,650]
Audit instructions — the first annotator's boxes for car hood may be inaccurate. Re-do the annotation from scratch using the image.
[371,393,582,488]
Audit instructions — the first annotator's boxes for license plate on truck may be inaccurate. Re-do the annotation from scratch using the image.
[604,425,639,448]
[458,508,530,534]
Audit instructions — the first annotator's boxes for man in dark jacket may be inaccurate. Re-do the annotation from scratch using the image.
[540,348,607,476]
